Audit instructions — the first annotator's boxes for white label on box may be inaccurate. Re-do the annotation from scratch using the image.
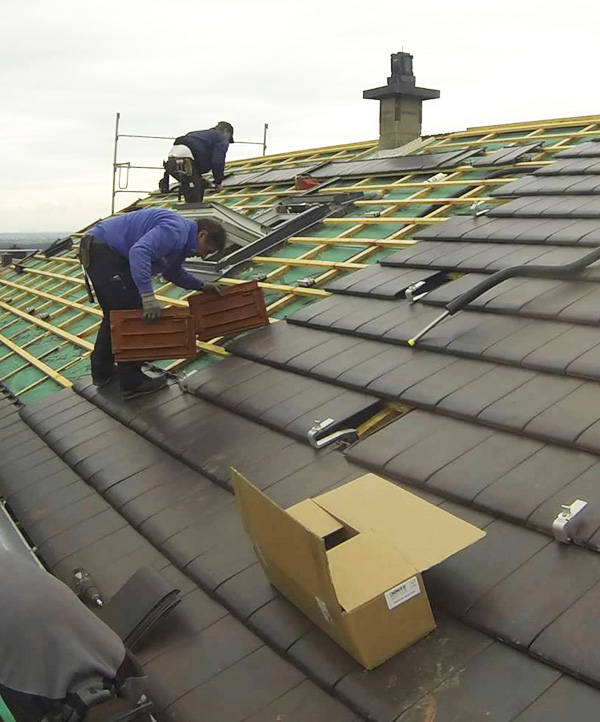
[315,596,333,624]
[385,576,421,610]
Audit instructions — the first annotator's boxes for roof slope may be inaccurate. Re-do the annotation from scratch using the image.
[4,115,600,719]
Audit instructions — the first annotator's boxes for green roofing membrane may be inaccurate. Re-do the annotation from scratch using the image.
[544,138,572,147]
[545,125,589,135]
[458,170,493,180]
[8,367,48,394]
[353,222,407,239]
[0,351,25,376]
[2,118,599,402]
[316,246,364,262]
[492,130,532,140]
[450,134,482,143]
[385,187,420,199]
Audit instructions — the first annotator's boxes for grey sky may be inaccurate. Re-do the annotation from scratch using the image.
[1,0,598,232]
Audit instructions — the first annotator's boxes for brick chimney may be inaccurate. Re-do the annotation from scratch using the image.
[363,52,440,149]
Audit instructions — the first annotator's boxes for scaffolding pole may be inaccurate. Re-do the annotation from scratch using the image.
[111,112,120,215]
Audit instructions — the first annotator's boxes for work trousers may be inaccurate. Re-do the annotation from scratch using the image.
[162,159,209,203]
[85,240,146,391]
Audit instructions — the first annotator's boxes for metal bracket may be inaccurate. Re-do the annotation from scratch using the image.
[424,172,447,184]
[405,281,426,303]
[469,200,490,217]
[552,499,588,543]
[12,250,37,274]
[307,418,359,449]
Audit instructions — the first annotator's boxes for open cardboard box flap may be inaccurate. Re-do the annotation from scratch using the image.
[313,473,485,572]
[233,469,484,603]
[231,469,341,624]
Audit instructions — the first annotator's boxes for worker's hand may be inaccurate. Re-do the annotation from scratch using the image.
[202,281,224,295]
[141,292,161,323]
[213,184,222,193]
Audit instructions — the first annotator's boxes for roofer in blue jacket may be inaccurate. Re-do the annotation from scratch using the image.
[80,208,227,399]
[159,121,234,203]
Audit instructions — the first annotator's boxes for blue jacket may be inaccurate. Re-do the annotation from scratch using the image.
[174,129,230,184]
[92,209,204,295]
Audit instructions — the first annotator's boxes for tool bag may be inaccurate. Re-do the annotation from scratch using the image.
[161,158,195,200]
[78,235,96,304]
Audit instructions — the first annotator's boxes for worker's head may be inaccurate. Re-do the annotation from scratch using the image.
[215,121,234,143]
[196,218,227,258]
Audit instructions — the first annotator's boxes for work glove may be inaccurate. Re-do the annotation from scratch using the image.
[141,292,161,323]
[202,281,224,295]
[213,184,222,192]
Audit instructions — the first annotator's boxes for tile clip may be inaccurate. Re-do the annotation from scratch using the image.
[552,499,588,544]
[405,281,426,304]
[308,418,359,449]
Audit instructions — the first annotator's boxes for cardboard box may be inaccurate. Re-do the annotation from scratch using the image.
[232,470,485,669]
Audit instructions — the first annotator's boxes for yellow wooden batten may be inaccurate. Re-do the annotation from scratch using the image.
[0,331,72,388]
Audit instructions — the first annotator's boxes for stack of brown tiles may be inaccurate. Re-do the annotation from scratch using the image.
[110,308,196,362]
[187,281,269,341]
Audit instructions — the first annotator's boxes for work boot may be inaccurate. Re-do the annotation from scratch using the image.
[121,374,167,400]
[92,369,116,388]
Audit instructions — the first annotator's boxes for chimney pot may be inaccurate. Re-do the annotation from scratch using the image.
[388,52,416,87]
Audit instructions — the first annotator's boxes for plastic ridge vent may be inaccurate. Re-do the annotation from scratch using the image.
[110,307,196,362]
[188,282,269,342]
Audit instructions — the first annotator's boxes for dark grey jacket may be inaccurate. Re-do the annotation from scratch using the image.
[0,553,125,702]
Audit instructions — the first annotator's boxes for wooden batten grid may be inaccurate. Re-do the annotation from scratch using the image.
[1,116,598,396]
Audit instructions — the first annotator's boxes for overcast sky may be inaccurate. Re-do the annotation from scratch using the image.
[1,0,599,233]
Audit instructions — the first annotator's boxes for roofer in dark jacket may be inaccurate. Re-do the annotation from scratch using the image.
[80,208,226,400]
[0,551,147,722]
[159,121,234,203]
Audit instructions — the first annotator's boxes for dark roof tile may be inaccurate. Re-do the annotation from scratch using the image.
[466,542,600,646]
[396,642,560,722]
[336,615,491,722]
[425,520,549,614]
[511,675,600,721]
